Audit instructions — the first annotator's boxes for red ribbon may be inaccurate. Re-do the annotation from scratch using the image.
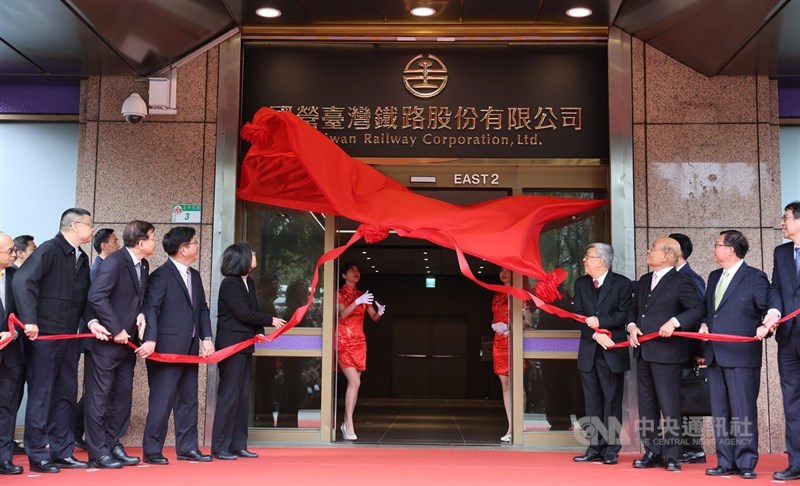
[6,313,265,364]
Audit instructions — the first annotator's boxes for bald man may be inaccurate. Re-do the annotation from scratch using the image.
[0,233,23,474]
[627,237,705,472]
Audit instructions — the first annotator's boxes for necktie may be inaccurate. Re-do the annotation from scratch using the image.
[795,247,800,277]
[135,262,142,287]
[186,268,193,304]
[593,279,599,289]
[0,270,5,315]
[650,272,659,291]
[714,271,730,310]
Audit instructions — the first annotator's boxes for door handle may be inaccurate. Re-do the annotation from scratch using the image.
[396,354,429,358]
[432,354,460,358]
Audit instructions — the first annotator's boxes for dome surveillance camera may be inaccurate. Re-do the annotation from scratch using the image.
[121,93,147,124]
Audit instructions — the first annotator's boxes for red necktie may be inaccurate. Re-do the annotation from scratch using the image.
[593,279,599,289]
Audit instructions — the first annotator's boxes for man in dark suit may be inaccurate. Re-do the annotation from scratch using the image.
[571,243,632,466]
[74,226,121,450]
[627,236,705,472]
[141,227,214,465]
[0,233,24,475]
[668,232,708,465]
[763,201,800,481]
[12,208,95,473]
[85,220,156,468]
[697,230,768,479]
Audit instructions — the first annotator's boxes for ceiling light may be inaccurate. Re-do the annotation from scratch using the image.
[423,251,428,255]
[566,7,592,18]
[362,251,367,254]
[410,6,436,17]
[424,258,429,261]
[366,257,371,260]
[256,7,282,18]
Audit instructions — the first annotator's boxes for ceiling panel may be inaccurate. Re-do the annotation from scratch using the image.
[72,0,236,76]
[0,0,131,76]
[0,40,42,75]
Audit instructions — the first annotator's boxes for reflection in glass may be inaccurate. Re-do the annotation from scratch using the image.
[252,357,322,429]
[523,358,585,431]
[240,202,325,327]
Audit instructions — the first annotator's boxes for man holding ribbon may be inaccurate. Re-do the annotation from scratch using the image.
[12,208,95,473]
[0,233,23,475]
[85,220,156,468]
[627,237,704,472]
[764,201,800,481]
[698,230,768,479]
[571,243,632,466]
[141,227,214,465]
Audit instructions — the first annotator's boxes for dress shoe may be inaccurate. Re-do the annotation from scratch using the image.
[706,466,741,476]
[74,437,87,450]
[603,455,619,465]
[143,453,169,465]
[664,458,681,472]
[213,451,238,460]
[740,469,757,479]
[633,451,665,468]
[111,445,140,466]
[340,423,357,440]
[774,466,800,481]
[12,440,25,455]
[573,452,603,463]
[0,461,23,475]
[53,456,89,469]
[177,450,212,462]
[233,450,258,459]
[29,460,60,473]
[89,455,123,469]
[679,450,706,464]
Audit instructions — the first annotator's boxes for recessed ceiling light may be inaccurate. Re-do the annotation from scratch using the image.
[362,251,367,254]
[424,258,429,261]
[410,6,436,17]
[256,7,282,18]
[366,257,371,260]
[566,7,592,18]
[423,251,428,255]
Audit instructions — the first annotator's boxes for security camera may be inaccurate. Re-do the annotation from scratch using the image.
[121,93,147,124]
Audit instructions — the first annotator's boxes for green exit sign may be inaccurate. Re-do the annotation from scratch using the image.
[425,276,436,288]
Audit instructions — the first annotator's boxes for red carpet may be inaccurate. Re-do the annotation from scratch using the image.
[1,448,792,485]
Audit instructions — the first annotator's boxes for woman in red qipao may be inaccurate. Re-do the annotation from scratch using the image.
[491,267,512,442]
[337,263,385,440]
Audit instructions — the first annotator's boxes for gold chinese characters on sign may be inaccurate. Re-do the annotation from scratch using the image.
[403,54,448,99]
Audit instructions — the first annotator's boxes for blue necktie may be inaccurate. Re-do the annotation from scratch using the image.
[795,247,800,277]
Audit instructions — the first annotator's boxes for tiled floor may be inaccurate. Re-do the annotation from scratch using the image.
[342,398,511,446]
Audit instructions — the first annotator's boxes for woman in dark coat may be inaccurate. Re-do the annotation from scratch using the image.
[211,242,285,460]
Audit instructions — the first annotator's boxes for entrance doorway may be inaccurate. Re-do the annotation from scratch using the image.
[334,188,513,445]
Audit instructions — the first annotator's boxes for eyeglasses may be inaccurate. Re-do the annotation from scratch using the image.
[583,254,602,259]
[781,215,798,222]
[713,243,731,248]
[182,240,199,248]
[3,247,13,256]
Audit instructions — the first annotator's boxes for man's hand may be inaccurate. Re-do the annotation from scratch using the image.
[698,323,709,341]
[595,333,615,350]
[200,340,215,358]
[0,331,11,350]
[24,323,39,341]
[271,317,286,328]
[136,313,146,341]
[658,321,675,338]
[90,321,112,341]
[756,325,771,341]
[585,316,600,329]
[136,340,156,358]
[762,312,780,331]
[113,329,130,344]
[628,326,642,348]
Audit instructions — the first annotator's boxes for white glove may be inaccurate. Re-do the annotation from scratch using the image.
[376,302,386,316]
[491,322,509,335]
[355,291,374,306]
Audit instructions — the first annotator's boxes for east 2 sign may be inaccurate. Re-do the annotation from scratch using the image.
[453,173,500,185]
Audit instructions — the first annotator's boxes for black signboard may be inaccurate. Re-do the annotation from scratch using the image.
[242,42,608,159]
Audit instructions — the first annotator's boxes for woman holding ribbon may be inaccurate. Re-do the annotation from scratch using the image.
[491,267,513,442]
[211,242,285,460]
[337,263,385,440]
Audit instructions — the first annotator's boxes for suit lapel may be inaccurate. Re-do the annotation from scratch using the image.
[167,259,193,305]
[786,245,800,289]
[717,264,747,310]
[643,269,676,309]
[596,274,611,305]
[121,250,141,296]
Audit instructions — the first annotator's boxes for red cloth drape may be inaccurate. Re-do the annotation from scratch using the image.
[238,108,608,337]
